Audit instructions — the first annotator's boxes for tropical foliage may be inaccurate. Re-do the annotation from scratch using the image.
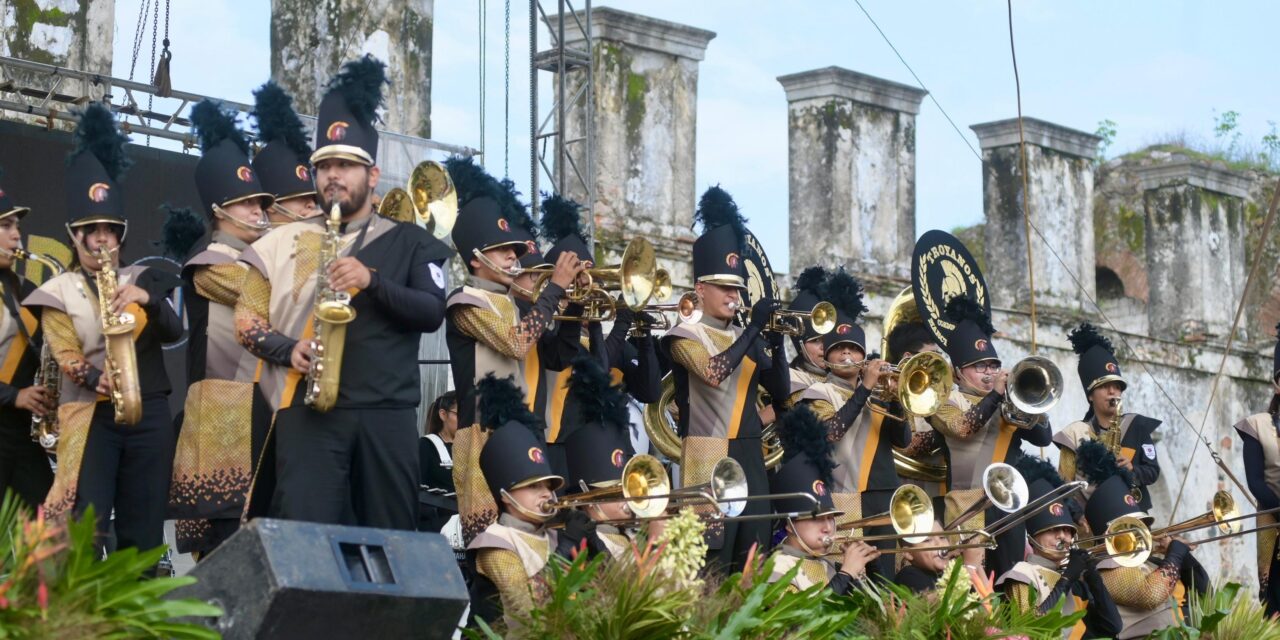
[0,493,220,638]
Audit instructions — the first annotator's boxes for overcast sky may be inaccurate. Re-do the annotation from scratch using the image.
[111,1,1279,270]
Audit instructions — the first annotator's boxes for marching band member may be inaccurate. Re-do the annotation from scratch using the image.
[929,297,1051,573]
[467,374,596,631]
[885,320,949,512]
[799,269,907,578]
[998,456,1122,639]
[563,354,640,560]
[537,195,660,479]
[784,266,829,408]
[1086,475,1208,638]
[250,81,320,226]
[25,103,183,555]
[893,522,951,594]
[1055,323,1161,512]
[767,406,880,594]
[661,186,789,571]
[235,56,453,529]
[169,101,273,557]
[0,173,53,509]
[1231,322,1280,616]
[445,156,583,543]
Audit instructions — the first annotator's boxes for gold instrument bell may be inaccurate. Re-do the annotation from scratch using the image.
[766,301,837,337]
[547,454,674,519]
[379,160,459,239]
[531,237,659,322]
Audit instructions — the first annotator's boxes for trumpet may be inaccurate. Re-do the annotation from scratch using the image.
[526,238,659,322]
[1001,356,1063,427]
[742,300,839,337]
[826,352,953,418]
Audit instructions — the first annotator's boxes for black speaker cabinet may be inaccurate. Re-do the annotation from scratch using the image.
[173,519,469,639]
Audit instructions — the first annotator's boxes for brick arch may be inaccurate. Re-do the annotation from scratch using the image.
[1096,250,1148,303]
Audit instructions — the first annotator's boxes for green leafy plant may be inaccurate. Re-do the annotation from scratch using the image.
[1096,118,1118,162]
[1149,582,1280,640]
[0,492,221,638]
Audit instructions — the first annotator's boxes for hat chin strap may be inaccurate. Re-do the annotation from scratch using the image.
[1028,535,1071,562]
[787,517,829,557]
[66,223,126,266]
[213,204,271,234]
[501,488,554,524]
[269,202,315,225]
[66,221,129,246]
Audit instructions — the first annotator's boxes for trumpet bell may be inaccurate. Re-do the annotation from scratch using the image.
[1106,515,1153,568]
[809,301,837,335]
[898,352,953,417]
[1008,356,1063,416]
[622,454,671,519]
[984,463,1029,513]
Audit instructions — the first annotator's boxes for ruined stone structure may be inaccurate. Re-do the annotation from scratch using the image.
[971,118,1100,312]
[778,67,926,281]
[270,0,433,141]
[552,7,715,288]
[0,0,116,125]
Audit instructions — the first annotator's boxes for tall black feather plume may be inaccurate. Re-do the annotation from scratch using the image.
[825,269,866,321]
[539,194,584,243]
[252,81,311,161]
[778,405,836,486]
[445,156,503,209]
[1068,323,1115,356]
[793,266,828,297]
[944,296,995,336]
[1076,439,1137,488]
[693,185,748,239]
[1012,451,1065,488]
[477,373,542,435]
[160,205,206,260]
[567,354,629,431]
[69,103,132,181]
[190,100,249,155]
[498,179,537,238]
[327,55,388,124]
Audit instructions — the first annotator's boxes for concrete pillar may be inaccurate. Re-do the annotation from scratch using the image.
[777,67,925,280]
[1136,161,1250,340]
[971,117,1100,311]
[271,0,433,139]
[0,0,115,124]
[557,7,715,289]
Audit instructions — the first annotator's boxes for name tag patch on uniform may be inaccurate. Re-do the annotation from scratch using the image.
[1143,444,1156,460]
[429,263,445,289]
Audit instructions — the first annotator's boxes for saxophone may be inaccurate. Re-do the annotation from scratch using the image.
[1102,396,1142,500]
[303,204,357,412]
[93,246,142,425]
[9,249,67,448]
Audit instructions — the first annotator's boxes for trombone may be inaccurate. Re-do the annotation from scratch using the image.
[1001,356,1064,427]
[765,301,837,337]
[1076,515,1154,568]
[378,161,458,239]
[1149,490,1241,538]
[943,463,1029,533]
[826,352,953,418]
[834,484,935,544]
[636,456,824,523]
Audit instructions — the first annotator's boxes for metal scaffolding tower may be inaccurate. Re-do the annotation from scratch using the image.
[529,0,594,244]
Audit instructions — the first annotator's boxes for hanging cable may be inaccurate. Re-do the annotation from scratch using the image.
[503,0,512,178]
[1006,0,1037,354]
[479,0,487,163]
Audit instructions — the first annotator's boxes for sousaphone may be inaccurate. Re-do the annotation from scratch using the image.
[378,160,459,239]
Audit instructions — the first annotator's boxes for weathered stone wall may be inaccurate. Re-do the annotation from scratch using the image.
[271,0,433,139]
[778,67,924,280]
[556,8,714,290]
[972,118,1099,312]
[0,0,115,125]
[1137,162,1250,341]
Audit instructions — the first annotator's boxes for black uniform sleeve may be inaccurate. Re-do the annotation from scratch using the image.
[827,386,872,441]
[1131,432,1161,486]
[620,338,661,403]
[827,570,864,596]
[364,256,448,332]
[1020,417,1053,447]
[760,340,790,413]
[1081,567,1123,638]
[0,381,18,407]
[137,269,184,342]
[1243,433,1280,510]
[885,401,912,447]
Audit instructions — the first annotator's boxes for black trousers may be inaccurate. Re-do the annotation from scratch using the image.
[707,437,770,573]
[861,488,897,580]
[0,422,52,510]
[271,405,418,530]
[75,395,175,552]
